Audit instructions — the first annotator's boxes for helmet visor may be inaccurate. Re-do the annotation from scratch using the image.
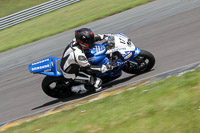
[82,37,95,49]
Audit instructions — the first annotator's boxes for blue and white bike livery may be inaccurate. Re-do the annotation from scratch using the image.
[29,33,155,98]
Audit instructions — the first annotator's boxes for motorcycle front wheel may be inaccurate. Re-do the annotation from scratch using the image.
[42,76,73,99]
[122,50,155,74]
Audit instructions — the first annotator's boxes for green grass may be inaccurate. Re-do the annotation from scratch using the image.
[0,0,49,18]
[0,0,154,52]
[2,68,200,133]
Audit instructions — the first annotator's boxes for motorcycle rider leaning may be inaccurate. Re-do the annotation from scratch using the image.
[60,28,113,94]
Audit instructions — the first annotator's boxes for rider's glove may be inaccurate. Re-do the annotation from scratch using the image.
[97,34,103,39]
[97,34,110,41]
[101,64,113,73]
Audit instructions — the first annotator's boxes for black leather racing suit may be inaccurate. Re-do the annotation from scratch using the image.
[60,34,108,89]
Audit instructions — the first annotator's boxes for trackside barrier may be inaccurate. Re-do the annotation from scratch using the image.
[0,0,80,30]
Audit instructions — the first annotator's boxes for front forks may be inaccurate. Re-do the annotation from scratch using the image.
[128,56,147,70]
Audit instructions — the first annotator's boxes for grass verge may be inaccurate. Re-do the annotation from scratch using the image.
[0,0,154,52]
[2,68,200,133]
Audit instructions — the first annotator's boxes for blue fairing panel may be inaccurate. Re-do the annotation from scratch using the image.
[29,57,51,73]
[29,57,62,76]
[133,48,141,57]
[87,44,107,65]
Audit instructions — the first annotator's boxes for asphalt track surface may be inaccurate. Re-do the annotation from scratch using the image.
[0,0,200,124]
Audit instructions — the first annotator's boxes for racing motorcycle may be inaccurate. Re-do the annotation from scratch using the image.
[29,33,155,98]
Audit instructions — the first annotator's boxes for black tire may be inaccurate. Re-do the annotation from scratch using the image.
[42,76,73,99]
[122,50,155,74]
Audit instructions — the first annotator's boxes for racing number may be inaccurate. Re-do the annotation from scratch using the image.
[119,38,126,44]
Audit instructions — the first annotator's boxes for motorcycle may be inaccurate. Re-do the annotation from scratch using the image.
[29,33,155,98]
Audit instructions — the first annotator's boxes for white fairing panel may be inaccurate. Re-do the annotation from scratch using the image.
[106,33,135,55]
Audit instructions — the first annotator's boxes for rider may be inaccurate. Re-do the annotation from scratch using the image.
[60,28,113,94]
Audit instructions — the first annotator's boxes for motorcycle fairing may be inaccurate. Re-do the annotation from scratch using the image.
[86,43,124,78]
[28,57,62,76]
[28,34,141,77]
[87,44,107,65]
[133,48,141,57]
[105,33,141,60]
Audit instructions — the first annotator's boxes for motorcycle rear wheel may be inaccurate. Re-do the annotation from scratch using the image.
[122,50,155,74]
[42,76,73,99]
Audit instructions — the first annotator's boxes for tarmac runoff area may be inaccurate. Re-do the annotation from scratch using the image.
[0,61,200,132]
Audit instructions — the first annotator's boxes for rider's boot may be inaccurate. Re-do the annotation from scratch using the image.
[82,77,102,92]
[72,71,103,93]
[93,77,102,92]
[71,84,87,94]
[71,77,102,94]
